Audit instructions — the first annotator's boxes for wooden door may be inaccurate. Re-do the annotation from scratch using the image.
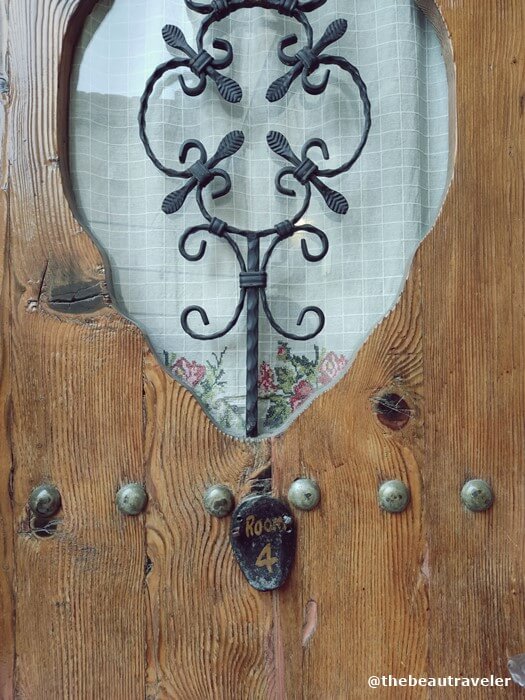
[1,0,524,697]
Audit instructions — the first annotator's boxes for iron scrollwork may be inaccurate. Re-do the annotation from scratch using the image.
[139,0,371,437]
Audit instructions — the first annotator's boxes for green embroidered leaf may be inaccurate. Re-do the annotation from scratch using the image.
[290,352,317,374]
[275,365,296,394]
[164,351,178,368]
[199,378,213,395]
[264,395,291,429]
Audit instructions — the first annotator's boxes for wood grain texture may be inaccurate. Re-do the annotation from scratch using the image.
[272,263,427,699]
[272,0,525,697]
[0,0,524,698]
[421,0,525,691]
[143,356,274,699]
[5,0,146,696]
[0,0,15,694]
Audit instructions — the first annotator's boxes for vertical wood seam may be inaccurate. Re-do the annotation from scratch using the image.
[0,0,15,693]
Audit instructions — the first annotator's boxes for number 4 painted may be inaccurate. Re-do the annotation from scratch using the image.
[255,543,278,573]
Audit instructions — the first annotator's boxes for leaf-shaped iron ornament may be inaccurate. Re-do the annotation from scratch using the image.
[161,131,244,214]
[138,0,371,438]
[266,18,348,101]
[267,131,349,214]
[161,24,242,102]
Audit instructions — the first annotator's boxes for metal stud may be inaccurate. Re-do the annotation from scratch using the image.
[116,483,148,516]
[203,484,234,518]
[461,479,494,512]
[378,480,410,513]
[28,484,61,517]
[288,478,320,511]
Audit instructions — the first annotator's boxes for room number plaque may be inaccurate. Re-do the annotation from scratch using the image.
[230,495,296,591]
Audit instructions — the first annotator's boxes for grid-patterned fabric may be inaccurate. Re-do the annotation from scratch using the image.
[70,0,449,436]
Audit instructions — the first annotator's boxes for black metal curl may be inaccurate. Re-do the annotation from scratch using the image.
[260,293,326,341]
[181,293,247,340]
[180,228,248,340]
[140,0,371,436]
[267,25,372,178]
[179,217,246,267]
[139,57,194,178]
[261,222,329,269]
[179,225,210,261]
[315,56,371,175]
[187,0,327,16]
[258,222,327,340]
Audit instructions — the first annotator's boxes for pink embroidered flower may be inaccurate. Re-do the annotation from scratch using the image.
[258,362,276,394]
[290,379,313,410]
[171,357,206,387]
[277,343,287,358]
[318,351,347,386]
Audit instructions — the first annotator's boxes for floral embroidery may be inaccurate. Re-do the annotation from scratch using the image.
[164,342,348,434]
[290,379,313,410]
[259,342,348,429]
[318,350,347,385]
[163,348,244,432]
[258,361,277,393]
[171,357,206,386]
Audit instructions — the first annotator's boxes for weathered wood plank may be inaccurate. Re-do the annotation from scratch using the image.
[3,0,276,695]
[273,264,427,699]
[420,0,525,692]
[11,314,146,698]
[0,0,15,695]
[272,1,525,697]
[6,0,146,696]
[143,355,275,699]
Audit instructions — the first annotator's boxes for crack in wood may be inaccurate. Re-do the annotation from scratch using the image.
[302,599,318,647]
[36,260,48,305]
[48,280,108,313]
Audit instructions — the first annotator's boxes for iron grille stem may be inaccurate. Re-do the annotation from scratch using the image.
[246,235,260,437]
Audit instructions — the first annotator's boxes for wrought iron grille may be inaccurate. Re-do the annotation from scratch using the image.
[139,0,371,437]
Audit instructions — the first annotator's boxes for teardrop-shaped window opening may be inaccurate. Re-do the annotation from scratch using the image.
[69,0,452,438]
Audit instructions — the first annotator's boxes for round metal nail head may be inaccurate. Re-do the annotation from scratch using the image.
[203,485,234,518]
[288,478,320,511]
[116,483,148,516]
[461,479,493,512]
[29,484,61,517]
[378,480,410,513]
